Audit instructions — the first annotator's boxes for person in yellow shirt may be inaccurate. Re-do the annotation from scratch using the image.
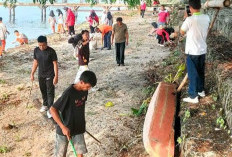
[95,25,112,50]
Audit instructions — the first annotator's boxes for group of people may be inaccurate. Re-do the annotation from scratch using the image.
[48,7,76,35]
[30,6,129,155]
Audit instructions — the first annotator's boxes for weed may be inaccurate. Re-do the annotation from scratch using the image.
[1,93,10,101]
[183,110,191,122]
[216,116,225,129]
[164,63,185,83]
[143,86,156,97]
[131,98,150,116]
[24,152,31,156]
[15,133,22,142]
[177,135,186,144]
[0,79,6,84]
[17,86,24,91]
[0,145,10,153]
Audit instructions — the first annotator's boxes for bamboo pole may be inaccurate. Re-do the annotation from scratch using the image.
[12,7,15,24]
[9,7,12,23]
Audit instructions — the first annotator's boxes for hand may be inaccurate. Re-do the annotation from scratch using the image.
[61,126,71,140]
[53,76,58,85]
[30,74,34,81]
[126,41,128,46]
[111,40,114,45]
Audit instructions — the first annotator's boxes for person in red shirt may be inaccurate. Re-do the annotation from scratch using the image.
[158,5,170,26]
[140,0,147,18]
[64,7,76,36]
[152,0,160,14]
[156,25,171,46]
[95,25,112,50]
[86,10,99,33]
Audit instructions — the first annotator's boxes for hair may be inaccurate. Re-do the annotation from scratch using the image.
[94,27,100,32]
[63,7,68,11]
[49,10,55,17]
[80,71,97,87]
[0,17,2,21]
[14,30,19,33]
[37,36,47,43]
[189,0,201,9]
[116,17,123,22]
[81,30,89,35]
[56,9,63,16]
[90,10,97,18]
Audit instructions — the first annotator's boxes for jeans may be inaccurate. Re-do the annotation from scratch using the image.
[115,42,125,64]
[90,26,95,33]
[186,54,205,98]
[104,31,112,49]
[38,77,55,108]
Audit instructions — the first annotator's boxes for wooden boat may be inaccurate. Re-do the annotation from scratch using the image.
[143,82,176,157]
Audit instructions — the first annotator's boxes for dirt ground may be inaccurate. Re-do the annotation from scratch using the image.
[0,11,171,157]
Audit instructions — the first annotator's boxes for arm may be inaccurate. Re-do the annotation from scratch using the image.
[30,59,38,81]
[101,34,104,46]
[125,30,129,45]
[50,106,70,140]
[53,61,58,85]
[111,30,114,45]
[180,29,186,36]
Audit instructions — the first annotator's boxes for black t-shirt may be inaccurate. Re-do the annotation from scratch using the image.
[53,84,88,136]
[34,46,57,78]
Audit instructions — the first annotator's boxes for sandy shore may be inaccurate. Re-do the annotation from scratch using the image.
[0,10,171,157]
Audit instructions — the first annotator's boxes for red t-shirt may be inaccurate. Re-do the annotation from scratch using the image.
[158,10,170,23]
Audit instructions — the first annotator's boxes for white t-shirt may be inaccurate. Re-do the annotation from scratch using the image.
[0,23,7,40]
[181,13,210,55]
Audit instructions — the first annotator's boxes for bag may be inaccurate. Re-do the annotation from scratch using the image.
[73,40,82,60]
[92,19,98,27]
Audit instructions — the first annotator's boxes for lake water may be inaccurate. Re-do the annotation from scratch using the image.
[0,0,110,49]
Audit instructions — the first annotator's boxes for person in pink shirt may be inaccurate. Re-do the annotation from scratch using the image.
[86,10,99,33]
[140,0,147,18]
[158,5,170,26]
[64,7,76,36]
[156,25,171,46]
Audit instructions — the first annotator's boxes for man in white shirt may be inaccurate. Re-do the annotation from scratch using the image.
[180,0,210,103]
[0,17,9,58]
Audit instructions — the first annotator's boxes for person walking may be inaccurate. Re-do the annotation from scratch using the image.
[30,36,58,118]
[180,0,210,103]
[86,10,99,33]
[68,30,91,83]
[56,9,65,34]
[48,10,56,33]
[111,17,129,66]
[0,17,9,58]
[50,71,97,157]
[140,0,147,18]
[95,25,112,50]
[64,7,76,36]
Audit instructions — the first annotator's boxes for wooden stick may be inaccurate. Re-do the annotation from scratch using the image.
[177,8,220,92]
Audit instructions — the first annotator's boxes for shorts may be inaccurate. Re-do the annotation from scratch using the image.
[55,133,87,157]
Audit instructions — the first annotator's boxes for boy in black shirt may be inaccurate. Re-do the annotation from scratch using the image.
[50,71,97,157]
[31,36,58,118]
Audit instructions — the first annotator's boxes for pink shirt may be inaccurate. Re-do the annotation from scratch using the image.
[158,10,169,23]
[140,3,146,10]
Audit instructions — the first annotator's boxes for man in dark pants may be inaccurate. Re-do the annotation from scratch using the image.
[31,36,58,118]
[180,0,210,103]
[111,17,129,66]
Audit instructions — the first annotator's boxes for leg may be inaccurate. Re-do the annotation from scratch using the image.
[73,134,87,156]
[197,54,205,93]
[186,55,199,98]
[55,134,69,157]
[46,77,55,109]
[157,35,162,44]
[1,40,6,52]
[107,31,112,49]
[115,43,120,64]
[38,77,48,107]
[0,40,2,56]
[120,42,125,64]
[103,33,108,48]
[90,26,94,33]
[68,26,72,35]
[71,26,75,35]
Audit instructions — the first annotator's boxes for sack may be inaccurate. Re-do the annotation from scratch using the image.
[92,19,98,27]
[73,41,82,60]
